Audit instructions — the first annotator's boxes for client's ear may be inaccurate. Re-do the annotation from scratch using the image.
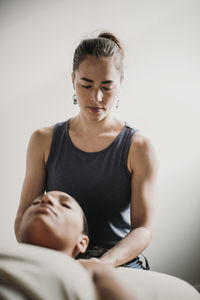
[73,235,89,257]
[78,234,89,253]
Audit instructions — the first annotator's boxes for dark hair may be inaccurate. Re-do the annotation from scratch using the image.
[73,31,124,81]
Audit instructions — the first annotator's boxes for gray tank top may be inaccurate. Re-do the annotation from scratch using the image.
[46,119,137,248]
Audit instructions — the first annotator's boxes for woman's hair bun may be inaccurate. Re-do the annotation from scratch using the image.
[73,31,124,80]
[98,32,123,54]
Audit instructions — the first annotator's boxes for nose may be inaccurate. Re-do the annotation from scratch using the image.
[91,88,103,103]
[40,193,56,206]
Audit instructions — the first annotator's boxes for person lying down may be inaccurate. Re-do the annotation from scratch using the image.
[17,190,138,300]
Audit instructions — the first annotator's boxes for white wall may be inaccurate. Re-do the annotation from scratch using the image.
[1,0,199,286]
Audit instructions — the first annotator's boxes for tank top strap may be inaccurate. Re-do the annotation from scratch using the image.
[119,122,138,174]
[46,121,68,168]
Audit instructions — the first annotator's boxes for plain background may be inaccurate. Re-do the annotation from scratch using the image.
[1,0,200,287]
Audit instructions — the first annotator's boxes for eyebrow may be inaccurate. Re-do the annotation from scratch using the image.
[80,77,113,84]
[60,195,73,203]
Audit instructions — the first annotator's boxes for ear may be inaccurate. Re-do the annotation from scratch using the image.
[78,234,89,253]
[72,234,89,257]
[71,72,75,89]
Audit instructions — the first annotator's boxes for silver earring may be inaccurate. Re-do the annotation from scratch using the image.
[116,98,119,108]
[73,92,77,105]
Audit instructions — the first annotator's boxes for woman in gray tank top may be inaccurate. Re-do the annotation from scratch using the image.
[15,31,159,270]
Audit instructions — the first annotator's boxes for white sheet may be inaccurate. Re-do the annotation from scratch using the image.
[0,242,199,300]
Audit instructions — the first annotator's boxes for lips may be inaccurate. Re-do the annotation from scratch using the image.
[88,106,104,112]
[35,204,57,217]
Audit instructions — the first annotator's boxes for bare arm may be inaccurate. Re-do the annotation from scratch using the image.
[14,127,53,241]
[99,134,159,267]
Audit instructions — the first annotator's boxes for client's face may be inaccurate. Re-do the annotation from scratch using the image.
[18,191,89,257]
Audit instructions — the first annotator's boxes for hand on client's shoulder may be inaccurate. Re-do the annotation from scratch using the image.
[78,258,137,300]
[78,258,113,276]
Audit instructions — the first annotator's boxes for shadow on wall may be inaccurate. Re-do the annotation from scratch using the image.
[145,160,200,286]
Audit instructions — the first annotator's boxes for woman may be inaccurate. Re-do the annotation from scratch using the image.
[15,32,159,269]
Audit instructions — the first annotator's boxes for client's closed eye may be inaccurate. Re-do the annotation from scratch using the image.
[61,203,71,209]
[32,201,39,205]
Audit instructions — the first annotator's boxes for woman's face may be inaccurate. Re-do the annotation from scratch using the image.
[72,55,121,121]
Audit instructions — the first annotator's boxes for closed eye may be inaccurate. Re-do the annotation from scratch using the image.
[82,85,112,91]
[61,203,72,209]
[82,85,92,89]
[32,201,39,205]
[102,87,111,91]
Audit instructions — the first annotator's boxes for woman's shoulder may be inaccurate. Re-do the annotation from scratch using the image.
[128,131,159,172]
[129,130,155,156]
[31,125,54,144]
[28,125,55,163]
[123,121,149,146]
[32,119,68,138]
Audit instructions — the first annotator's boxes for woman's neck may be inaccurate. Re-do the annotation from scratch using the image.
[70,113,122,136]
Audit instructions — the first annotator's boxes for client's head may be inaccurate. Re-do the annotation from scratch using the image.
[18,191,89,258]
